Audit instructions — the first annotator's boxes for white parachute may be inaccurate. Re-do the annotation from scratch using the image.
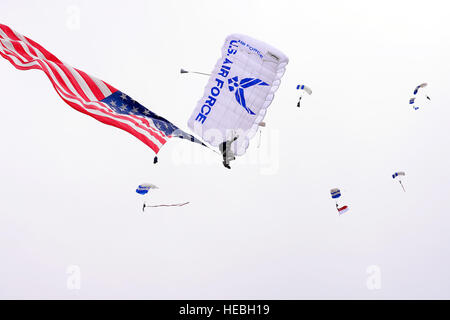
[297,84,312,95]
[187,34,288,156]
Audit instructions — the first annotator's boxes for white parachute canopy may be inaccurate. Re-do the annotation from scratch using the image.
[297,84,312,95]
[187,34,288,156]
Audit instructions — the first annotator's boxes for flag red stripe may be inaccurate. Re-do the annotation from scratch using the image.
[57,63,91,102]
[9,40,35,61]
[0,25,20,41]
[23,35,63,64]
[104,81,117,94]
[76,68,106,100]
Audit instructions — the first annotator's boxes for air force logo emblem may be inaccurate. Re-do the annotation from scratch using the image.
[228,76,269,115]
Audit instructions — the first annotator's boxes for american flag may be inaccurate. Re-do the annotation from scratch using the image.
[0,23,204,155]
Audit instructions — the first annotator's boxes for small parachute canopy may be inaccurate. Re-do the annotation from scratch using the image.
[330,188,341,199]
[296,84,312,95]
[337,205,349,215]
[413,83,427,95]
[392,171,405,179]
[136,183,159,195]
[187,34,288,156]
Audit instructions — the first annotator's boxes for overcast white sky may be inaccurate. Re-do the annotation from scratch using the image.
[1,0,450,299]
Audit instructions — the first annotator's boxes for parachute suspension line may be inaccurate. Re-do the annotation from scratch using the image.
[190,71,211,76]
[399,181,406,192]
[180,68,211,76]
[257,129,262,148]
[143,202,190,210]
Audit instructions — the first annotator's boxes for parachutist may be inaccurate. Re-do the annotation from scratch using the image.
[153,156,158,164]
[296,85,311,108]
[219,136,238,169]
[392,172,406,192]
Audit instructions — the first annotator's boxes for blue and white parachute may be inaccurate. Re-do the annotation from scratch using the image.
[187,34,288,156]
[136,183,158,195]
[413,83,427,95]
[296,84,312,95]
[330,188,341,199]
[392,171,405,179]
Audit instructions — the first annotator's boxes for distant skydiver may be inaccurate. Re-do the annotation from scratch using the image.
[296,85,312,108]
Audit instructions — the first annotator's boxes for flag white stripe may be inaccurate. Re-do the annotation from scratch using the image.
[63,62,98,101]
[45,60,87,101]
[11,29,48,60]
[91,76,112,98]
[0,28,10,42]
[0,39,21,59]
